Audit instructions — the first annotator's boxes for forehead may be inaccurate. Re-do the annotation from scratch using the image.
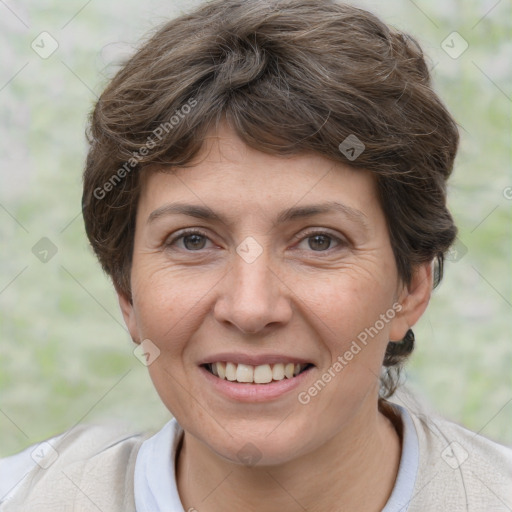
[138,123,381,222]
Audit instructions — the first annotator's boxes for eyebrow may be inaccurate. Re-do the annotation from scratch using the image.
[147,201,369,229]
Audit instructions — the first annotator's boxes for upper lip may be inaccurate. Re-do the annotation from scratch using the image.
[198,353,315,367]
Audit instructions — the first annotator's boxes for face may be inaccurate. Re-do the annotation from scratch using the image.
[119,123,430,466]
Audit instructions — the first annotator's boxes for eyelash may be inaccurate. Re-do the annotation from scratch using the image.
[165,228,347,255]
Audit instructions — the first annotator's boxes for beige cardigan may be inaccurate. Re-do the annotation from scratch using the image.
[2,403,511,511]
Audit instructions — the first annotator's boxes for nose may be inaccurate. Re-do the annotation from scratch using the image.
[213,244,293,335]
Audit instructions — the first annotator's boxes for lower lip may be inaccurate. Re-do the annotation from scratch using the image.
[199,365,314,403]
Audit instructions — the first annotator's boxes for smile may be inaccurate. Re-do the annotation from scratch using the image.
[203,362,314,384]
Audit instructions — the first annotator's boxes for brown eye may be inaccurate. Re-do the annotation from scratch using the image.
[294,230,347,254]
[307,234,333,251]
[182,234,207,250]
[165,229,213,251]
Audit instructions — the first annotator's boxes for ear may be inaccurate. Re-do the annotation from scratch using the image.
[389,261,433,342]
[116,287,140,344]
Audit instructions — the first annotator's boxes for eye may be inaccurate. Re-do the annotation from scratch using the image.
[165,228,347,254]
[165,229,214,251]
[294,230,346,253]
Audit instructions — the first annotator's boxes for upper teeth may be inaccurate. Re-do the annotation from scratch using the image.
[209,362,308,383]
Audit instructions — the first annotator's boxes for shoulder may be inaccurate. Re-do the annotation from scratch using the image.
[408,403,512,473]
[0,422,153,512]
[392,391,512,511]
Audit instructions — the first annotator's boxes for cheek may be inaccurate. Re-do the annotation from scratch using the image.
[130,260,222,348]
[129,265,208,413]
[301,266,397,339]
[294,274,393,423]
[296,269,397,404]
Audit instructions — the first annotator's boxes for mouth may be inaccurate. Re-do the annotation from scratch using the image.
[201,361,315,384]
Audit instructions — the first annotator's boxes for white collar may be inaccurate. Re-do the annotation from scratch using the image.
[134,419,185,512]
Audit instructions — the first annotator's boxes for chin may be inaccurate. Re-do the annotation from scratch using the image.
[202,425,315,468]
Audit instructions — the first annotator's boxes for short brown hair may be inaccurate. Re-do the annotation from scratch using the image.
[82,0,459,397]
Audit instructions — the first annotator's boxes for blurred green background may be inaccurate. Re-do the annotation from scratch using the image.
[1,0,511,456]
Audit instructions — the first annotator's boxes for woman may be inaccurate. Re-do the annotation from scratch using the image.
[1,1,510,510]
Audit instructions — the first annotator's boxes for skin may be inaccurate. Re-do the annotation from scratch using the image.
[118,122,432,512]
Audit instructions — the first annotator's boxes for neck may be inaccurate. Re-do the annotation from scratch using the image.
[176,399,402,512]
